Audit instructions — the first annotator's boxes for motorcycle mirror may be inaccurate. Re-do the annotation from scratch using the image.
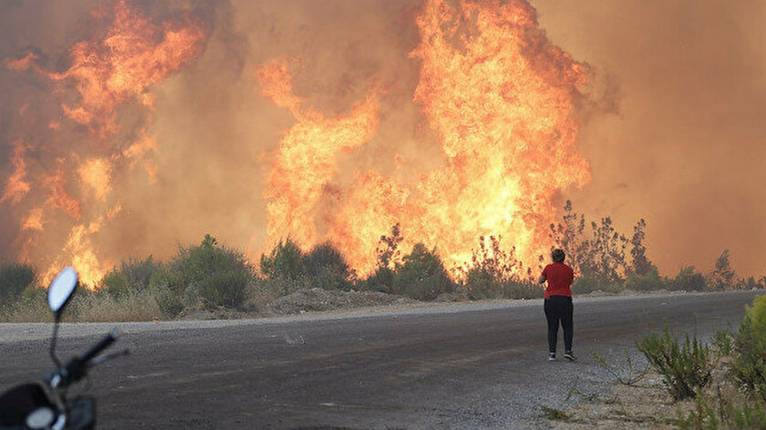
[47,267,78,318]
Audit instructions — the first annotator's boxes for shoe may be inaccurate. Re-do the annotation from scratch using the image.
[563,351,576,361]
[548,352,556,361]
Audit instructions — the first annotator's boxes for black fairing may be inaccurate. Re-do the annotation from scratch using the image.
[0,383,53,426]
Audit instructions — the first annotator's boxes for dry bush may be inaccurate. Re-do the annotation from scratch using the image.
[0,292,51,322]
[70,290,162,322]
[0,263,37,308]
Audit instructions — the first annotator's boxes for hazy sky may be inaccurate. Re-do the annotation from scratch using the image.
[533,0,766,277]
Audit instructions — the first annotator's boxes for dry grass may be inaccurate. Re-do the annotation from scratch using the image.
[0,290,163,322]
[0,300,52,322]
[71,291,162,322]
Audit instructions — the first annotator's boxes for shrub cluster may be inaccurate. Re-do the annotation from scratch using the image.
[151,234,254,315]
[638,295,766,429]
[0,263,37,309]
[731,296,766,401]
[457,236,542,300]
[357,225,458,300]
[637,330,713,400]
[259,239,353,294]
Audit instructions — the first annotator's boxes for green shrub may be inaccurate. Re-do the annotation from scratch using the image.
[0,263,37,306]
[678,390,766,430]
[255,275,311,297]
[572,274,620,294]
[302,242,352,291]
[728,401,766,429]
[502,281,544,299]
[101,270,129,297]
[198,270,249,309]
[167,234,254,309]
[100,257,161,297]
[148,264,182,292]
[625,268,667,292]
[460,236,534,300]
[359,266,395,293]
[466,275,542,300]
[259,238,304,280]
[464,265,504,300]
[732,296,766,401]
[672,266,707,291]
[154,286,184,318]
[637,329,713,400]
[392,243,454,301]
[712,330,734,358]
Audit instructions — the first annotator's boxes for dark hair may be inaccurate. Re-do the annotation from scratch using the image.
[552,249,565,263]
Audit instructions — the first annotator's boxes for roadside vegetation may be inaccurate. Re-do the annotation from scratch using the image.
[546,296,766,429]
[1,202,763,322]
[648,296,766,429]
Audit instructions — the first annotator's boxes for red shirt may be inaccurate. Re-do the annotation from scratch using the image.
[542,262,574,299]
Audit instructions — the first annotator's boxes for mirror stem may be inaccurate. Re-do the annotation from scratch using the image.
[50,314,62,369]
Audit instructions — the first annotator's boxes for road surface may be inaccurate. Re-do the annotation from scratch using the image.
[0,291,761,429]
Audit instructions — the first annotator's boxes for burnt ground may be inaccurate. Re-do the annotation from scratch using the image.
[0,291,761,429]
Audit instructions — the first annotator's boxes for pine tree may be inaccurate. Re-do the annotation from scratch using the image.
[630,219,656,275]
[708,249,736,290]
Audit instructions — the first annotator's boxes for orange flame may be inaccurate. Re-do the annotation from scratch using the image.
[41,165,81,220]
[4,0,590,285]
[4,0,207,286]
[21,208,44,232]
[260,0,590,275]
[78,158,113,202]
[258,60,380,248]
[405,0,591,268]
[0,141,31,204]
[45,0,206,136]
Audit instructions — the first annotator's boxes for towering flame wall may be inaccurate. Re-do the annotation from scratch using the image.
[0,0,594,284]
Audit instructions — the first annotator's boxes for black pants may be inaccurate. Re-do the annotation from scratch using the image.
[544,296,573,353]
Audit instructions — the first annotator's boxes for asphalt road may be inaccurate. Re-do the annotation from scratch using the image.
[0,291,761,429]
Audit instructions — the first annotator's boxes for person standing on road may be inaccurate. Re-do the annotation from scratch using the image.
[538,249,575,362]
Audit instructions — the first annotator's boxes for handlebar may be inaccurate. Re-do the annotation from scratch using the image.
[52,329,121,388]
[80,330,117,364]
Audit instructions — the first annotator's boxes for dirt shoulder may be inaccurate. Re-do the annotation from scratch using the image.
[547,369,683,429]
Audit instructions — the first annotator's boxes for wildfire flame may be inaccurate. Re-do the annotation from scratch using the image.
[0,141,31,205]
[260,0,590,275]
[3,0,206,286]
[2,0,590,286]
[257,60,381,248]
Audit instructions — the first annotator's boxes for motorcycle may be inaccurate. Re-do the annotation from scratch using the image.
[0,267,129,429]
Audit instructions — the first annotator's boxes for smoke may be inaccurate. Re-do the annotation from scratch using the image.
[533,0,766,276]
[1,0,762,281]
